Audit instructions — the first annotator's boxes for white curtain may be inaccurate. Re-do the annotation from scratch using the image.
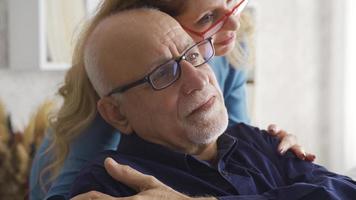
[45,0,86,63]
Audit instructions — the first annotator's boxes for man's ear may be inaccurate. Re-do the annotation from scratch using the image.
[97,97,133,135]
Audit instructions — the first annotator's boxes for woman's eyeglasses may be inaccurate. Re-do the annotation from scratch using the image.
[183,0,249,39]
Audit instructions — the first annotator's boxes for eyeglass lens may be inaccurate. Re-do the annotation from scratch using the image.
[202,0,248,38]
[149,40,213,90]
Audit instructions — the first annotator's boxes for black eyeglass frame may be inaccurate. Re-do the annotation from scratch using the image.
[106,37,215,96]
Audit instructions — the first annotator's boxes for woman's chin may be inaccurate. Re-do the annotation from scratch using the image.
[214,41,236,56]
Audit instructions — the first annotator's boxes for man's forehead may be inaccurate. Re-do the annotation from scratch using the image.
[159,25,194,54]
[87,9,195,88]
[101,9,193,55]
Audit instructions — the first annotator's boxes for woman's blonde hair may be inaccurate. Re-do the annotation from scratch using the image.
[44,0,143,185]
[228,8,255,68]
[44,0,254,188]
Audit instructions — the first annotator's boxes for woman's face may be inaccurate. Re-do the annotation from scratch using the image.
[175,0,244,56]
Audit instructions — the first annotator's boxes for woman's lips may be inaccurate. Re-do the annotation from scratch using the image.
[215,34,235,46]
[189,96,216,116]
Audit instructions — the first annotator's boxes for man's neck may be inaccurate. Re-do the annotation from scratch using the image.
[194,141,218,162]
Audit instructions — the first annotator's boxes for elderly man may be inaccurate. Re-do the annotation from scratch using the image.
[69,8,356,200]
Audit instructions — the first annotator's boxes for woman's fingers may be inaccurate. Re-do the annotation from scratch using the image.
[267,124,316,162]
[305,153,316,162]
[267,124,279,136]
[289,144,306,160]
[275,131,294,154]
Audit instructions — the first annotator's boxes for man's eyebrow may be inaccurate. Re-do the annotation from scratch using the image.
[179,39,195,55]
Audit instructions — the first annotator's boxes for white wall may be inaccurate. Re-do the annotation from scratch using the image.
[0,0,7,68]
[0,70,64,130]
[344,0,356,173]
[254,0,353,174]
[255,0,323,164]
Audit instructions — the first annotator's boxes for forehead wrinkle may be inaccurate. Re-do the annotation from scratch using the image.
[160,26,194,56]
[89,9,195,89]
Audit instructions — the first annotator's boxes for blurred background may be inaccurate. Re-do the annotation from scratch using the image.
[0,0,355,180]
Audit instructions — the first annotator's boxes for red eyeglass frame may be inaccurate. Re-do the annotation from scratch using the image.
[182,0,248,39]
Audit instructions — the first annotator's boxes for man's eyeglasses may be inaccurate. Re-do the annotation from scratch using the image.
[183,0,249,39]
[107,37,215,96]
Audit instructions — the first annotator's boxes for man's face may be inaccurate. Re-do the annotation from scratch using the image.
[97,10,228,155]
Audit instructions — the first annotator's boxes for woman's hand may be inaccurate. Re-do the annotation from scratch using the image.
[267,124,316,162]
[70,158,216,200]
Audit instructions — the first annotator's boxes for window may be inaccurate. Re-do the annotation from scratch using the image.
[7,0,100,70]
[42,0,100,70]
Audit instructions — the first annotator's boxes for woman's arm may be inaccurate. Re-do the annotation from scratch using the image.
[29,114,120,200]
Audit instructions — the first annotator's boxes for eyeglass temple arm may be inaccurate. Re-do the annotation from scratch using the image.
[107,77,149,96]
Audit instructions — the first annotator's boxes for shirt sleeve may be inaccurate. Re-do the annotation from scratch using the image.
[28,114,120,200]
[217,178,356,200]
[29,135,53,200]
[219,127,356,200]
[271,129,356,199]
[219,126,356,200]
[210,56,250,125]
[69,164,136,199]
[223,66,250,125]
[279,156,356,199]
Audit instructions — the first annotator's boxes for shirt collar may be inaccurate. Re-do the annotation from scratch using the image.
[117,132,238,170]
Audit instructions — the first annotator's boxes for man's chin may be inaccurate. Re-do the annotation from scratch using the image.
[186,115,228,145]
[183,98,229,144]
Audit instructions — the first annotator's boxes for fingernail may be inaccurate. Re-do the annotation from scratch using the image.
[301,154,306,160]
[106,157,118,166]
[310,155,316,161]
[279,147,286,155]
[271,127,277,132]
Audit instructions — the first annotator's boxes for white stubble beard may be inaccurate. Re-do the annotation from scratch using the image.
[184,97,229,145]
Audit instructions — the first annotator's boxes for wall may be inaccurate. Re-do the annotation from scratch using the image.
[255,0,322,164]
[0,0,7,68]
[0,0,64,130]
[0,70,64,130]
[254,0,349,173]
[344,0,356,173]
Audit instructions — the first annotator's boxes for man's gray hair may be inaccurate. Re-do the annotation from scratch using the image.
[84,37,113,98]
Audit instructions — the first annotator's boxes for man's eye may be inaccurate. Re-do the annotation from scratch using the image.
[152,69,169,81]
[227,0,238,5]
[197,13,215,26]
[186,52,201,64]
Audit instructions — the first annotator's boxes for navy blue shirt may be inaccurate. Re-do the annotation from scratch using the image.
[70,124,356,200]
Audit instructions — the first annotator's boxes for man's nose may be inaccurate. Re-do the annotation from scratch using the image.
[179,62,209,95]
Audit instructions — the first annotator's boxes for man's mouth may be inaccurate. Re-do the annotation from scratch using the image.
[188,96,216,116]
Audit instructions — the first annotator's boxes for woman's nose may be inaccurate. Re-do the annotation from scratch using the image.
[223,13,240,32]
